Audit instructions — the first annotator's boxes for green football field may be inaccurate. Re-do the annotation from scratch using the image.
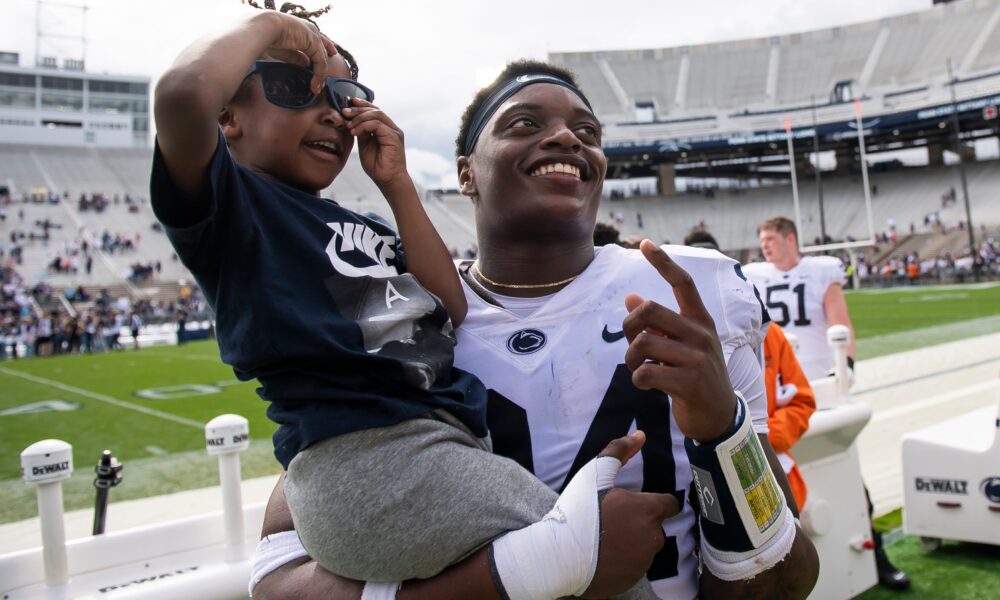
[0,342,277,522]
[1,281,999,525]
[847,282,1000,359]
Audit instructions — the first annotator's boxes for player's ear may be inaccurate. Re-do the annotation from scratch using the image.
[457,156,478,201]
[219,106,243,143]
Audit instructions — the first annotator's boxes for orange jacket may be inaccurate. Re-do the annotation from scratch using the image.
[763,323,817,510]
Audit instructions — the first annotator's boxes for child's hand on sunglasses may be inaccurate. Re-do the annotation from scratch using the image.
[343,98,411,195]
[265,11,339,94]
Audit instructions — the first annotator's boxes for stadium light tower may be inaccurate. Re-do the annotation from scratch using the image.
[946,58,978,281]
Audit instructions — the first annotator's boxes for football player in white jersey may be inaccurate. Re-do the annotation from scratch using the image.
[252,61,819,600]
[743,217,911,591]
[742,217,855,380]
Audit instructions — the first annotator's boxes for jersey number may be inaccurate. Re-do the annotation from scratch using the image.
[487,365,682,582]
[765,283,811,327]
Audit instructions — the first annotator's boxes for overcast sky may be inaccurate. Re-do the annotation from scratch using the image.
[4,0,934,186]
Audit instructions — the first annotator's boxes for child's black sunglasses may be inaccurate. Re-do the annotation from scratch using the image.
[245,61,374,111]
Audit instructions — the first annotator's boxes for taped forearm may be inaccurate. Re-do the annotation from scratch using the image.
[490,456,621,600]
[686,392,793,580]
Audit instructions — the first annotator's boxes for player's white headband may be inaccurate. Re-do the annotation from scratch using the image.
[463,72,594,156]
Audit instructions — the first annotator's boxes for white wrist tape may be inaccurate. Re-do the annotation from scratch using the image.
[490,455,621,600]
[247,530,309,597]
[700,506,797,580]
[361,581,402,600]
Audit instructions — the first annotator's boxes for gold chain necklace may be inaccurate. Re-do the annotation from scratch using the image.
[472,262,578,289]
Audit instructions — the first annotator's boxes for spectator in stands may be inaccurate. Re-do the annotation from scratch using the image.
[129,312,142,350]
[66,316,82,353]
[81,314,96,353]
[34,312,53,356]
[97,288,111,308]
[20,317,35,358]
[1,320,16,360]
[907,255,920,285]
[176,310,187,346]
[106,312,123,351]
[941,186,956,207]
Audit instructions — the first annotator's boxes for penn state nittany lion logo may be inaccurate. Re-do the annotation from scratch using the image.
[507,329,546,355]
[981,477,1000,503]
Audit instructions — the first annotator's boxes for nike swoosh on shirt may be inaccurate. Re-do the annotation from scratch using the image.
[602,325,626,343]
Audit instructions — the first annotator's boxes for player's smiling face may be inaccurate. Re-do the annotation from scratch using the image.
[462,83,607,236]
[223,55,356,194]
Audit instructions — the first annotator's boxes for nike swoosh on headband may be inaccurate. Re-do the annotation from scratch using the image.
[463,72,593,156]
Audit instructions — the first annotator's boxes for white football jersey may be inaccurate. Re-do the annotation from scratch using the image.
[742,255,846,380]
[455,244,769,600]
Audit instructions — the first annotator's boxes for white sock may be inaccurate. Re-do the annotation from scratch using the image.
[247,530,309,596]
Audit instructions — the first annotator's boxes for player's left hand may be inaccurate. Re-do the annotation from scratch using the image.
[342,98,410,194]
[623,239,736,443]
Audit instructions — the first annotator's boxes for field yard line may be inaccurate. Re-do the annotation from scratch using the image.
[0,367,203,429]
[870,379,997,424]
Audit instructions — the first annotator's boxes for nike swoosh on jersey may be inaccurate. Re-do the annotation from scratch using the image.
[602,325,626,343]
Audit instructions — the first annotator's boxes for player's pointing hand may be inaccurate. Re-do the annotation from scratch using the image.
[623,239,737,442]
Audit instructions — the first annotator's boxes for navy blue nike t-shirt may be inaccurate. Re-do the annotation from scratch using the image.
[150,131,487,469]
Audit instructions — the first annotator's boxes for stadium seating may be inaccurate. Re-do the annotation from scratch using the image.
[868,7,987,89]
[4,153,997,287]
[566,56,629,117]
[3,0,999,288]
[775,24,880,106]
[685,41,771,110]
[0,146,49,189]
[551,0,1000,144]
[0,145,413,287]
[601,160,1000,252]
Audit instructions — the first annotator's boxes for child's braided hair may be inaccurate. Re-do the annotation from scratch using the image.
[243,0,358,79]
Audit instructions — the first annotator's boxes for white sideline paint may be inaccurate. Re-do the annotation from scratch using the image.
[0,367,203,429]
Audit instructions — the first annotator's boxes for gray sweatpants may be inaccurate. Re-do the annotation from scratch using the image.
[283,410,657,598]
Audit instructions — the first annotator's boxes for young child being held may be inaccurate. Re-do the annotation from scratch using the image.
[151,2,667,599]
